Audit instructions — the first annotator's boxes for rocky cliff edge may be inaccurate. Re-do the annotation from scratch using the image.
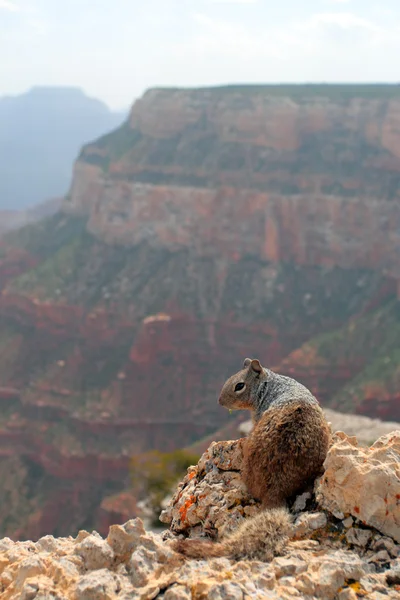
[1,429,400,599]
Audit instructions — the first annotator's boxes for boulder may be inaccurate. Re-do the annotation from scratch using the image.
[160,439,260,538]
[316,431,400,542]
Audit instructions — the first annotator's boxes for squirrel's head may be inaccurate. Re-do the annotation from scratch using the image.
[218,357,268,411]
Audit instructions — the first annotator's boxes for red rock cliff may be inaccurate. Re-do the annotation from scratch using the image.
[65,86,400,281]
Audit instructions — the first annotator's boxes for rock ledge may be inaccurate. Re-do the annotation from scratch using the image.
[1,431,400,599]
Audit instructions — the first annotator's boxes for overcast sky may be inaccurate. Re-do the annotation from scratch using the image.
[1,0,399,110]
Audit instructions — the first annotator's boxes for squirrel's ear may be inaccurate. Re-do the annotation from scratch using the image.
[250,359,263,374]
[243,358,252,368]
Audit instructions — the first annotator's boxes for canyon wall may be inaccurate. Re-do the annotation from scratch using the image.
[1,85,400,540]
[65,86,400,282]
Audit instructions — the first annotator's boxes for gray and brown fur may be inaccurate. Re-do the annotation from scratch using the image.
[174,507,290,561]
[173,358,330,560]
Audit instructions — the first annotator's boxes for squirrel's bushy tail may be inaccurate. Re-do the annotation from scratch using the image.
[173,539,226,559]
[173,507,291,561]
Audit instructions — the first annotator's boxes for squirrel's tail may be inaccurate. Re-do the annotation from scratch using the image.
[173,507,291,561]
[173,539,226,559]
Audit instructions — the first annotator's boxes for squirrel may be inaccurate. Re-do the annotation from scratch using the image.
[173,357,331,561]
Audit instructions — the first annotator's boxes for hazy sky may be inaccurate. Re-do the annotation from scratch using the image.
[1,0,399,110]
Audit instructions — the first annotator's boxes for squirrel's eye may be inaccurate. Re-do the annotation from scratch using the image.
[235,382,245,392]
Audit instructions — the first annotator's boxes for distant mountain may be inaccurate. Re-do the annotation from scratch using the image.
[0,86,125,209]
[0,197,62,236]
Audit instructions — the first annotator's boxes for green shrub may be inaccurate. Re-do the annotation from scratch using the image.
[131,449,199,524]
